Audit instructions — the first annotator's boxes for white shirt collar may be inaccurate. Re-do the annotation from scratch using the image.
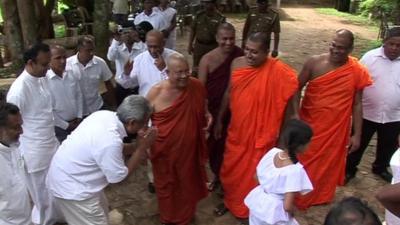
[47,69,66,80]
[373,46,400,61]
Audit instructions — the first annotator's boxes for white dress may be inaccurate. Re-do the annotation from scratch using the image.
[386,148,400,225]
[245,148,313,225]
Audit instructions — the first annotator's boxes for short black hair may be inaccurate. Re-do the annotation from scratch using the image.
[0,102,20,127]
[385,27,400,40]
[23,42,50,64]
[324,197,382,225]
[77,35,95,49]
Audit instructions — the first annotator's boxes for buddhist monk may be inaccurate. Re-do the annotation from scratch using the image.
[214,32,298,223]
[294,29,372,210]
[198,22,243,190]
[146,53,212,225]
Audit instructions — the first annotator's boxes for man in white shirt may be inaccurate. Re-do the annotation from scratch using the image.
[134,0,165,31]
[154,0,177,49]
[7,43,60,225]
[346,27,400,183]
[107,25,147,105]
[47,95,157,225]
[47,45,84,142]
[111,0,129,25]
[66,36,116,116]
[128,30,177,97]
[0,102,31,225]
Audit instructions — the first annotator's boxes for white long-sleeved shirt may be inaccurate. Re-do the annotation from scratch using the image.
[128,48,176,96]
[66,54,113,116]
[107,39,147,88]
[0,143,31,225]
[154,6,177,49]
[47,111,128,201]
[47,69,84,130]
[7,70,59,173]
[361,47,400,124]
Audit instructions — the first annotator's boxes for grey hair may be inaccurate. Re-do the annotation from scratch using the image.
[166,52,188,68]
[116,95,152,123]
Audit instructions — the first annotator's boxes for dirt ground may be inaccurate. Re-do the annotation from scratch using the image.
[106,5,388,225]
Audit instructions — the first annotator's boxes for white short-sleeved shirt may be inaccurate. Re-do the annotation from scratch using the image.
[7,70,59,173]
[153,6,177,49]
[47,111,129,201]
[107,39,147,88]
[134,11,165,31]
[129,48,177,96]
[361,47,400,124]
[245,148,313,224]
[0,144,31,225]
[46,69,84,130]
[66,54,113,116]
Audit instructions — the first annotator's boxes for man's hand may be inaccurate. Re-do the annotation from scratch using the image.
[137,126,158,149]
[271,50,279,58]
[154,52,166,71]
[124,60,133,75]
[187,44,194,55]
[347,135,360,154]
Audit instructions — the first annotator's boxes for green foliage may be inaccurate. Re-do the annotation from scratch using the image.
[316,8,378,28]
[54,24,66,38]
[359,0,398,19]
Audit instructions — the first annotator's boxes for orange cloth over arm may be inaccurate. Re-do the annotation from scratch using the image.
[220,58,298,218]
[150,78,209,225]
[296,57,372,210]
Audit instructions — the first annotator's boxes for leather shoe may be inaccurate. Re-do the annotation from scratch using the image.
[372,170,393,182]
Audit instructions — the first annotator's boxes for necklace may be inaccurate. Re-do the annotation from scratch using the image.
[278,152,289,160]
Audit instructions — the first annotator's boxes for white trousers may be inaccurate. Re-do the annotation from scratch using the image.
[55,191,109,225]
[24,167,61,225]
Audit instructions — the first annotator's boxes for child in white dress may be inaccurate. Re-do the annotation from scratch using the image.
[244,119,313,225]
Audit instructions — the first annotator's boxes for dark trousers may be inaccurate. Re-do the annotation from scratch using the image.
[115,83,138,106]
[346,119,400,175]
[55,126,71,143]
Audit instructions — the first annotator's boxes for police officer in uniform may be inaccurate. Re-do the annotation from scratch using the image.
[188,0,225,75]
[242,0,280,57]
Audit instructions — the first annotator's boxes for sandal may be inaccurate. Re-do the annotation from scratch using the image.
[214,203,229,217]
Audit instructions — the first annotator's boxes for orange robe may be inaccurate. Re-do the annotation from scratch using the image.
[296,57,372,210]
[150,78,208,225]
[220,58,298,218]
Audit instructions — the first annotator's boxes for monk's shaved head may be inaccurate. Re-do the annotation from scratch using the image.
[335,29,354,48]
[217,22,236,34]
[167,53,189,68]
[146,30,164,43]
[247,32,270,53]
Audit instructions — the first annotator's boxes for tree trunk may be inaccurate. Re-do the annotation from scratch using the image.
[93,0,110,59]
[34,0,55,39]
[0,0,24,66]
[335,0,350,12]
[16,0,39,48]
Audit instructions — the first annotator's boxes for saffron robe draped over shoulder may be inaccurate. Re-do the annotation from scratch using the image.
[296,57,372,210]
[206,46,243,177]
[150,78,208,225]
[220,58,298,218]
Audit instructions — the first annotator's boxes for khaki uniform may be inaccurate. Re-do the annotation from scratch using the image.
[245,8,280,39]
[192,10,225,68]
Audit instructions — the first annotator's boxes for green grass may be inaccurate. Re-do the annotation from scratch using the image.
[316,8,378,28]
[353,37,382,58]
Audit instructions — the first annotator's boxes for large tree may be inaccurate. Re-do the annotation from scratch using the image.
[93,0,110,59]
[0,0,24,66]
